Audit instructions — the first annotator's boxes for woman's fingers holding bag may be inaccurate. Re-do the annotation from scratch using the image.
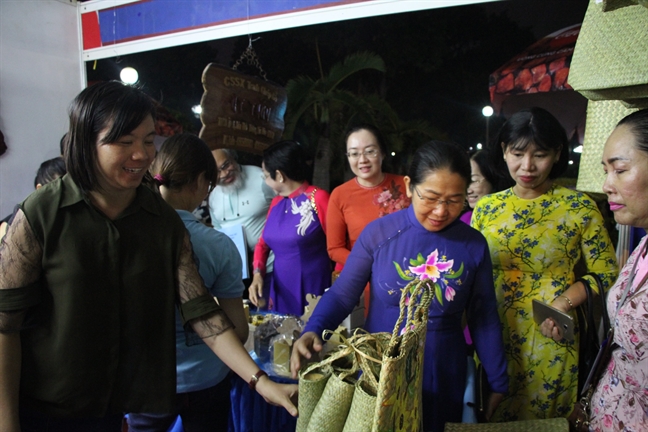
[290,331,323,378]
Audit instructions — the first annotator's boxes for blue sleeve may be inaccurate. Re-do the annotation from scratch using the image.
[466,241,509,394]
[304,226,374,337]
[210,235,245,299]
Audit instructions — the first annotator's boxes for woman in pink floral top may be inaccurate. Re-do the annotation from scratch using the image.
[588,108,648,431]
[327,126,410,308]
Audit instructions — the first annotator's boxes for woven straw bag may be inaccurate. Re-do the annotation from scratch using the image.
[372,279,432,432]
[444,417,569,432]
[569,0,648,103]
[295,364,332,432]
[299,345,358,432]
[342,331,390,432]
[296,279,433,432]
[576,99,639,193]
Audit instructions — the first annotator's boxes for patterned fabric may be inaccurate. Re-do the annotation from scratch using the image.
[305,206,508,432]
[472,185,618,421]
[327,173,410,271]
[590,236,648,432]
[253,183,331,316]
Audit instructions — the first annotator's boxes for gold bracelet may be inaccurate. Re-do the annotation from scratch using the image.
[560,295,574,310]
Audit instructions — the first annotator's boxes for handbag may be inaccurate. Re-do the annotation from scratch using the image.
[372,279,432,432]
[575,274,610,395]
[296,278,433,432]
[298,343,358,432]
[568,329,615,432]
[297,330,388,432]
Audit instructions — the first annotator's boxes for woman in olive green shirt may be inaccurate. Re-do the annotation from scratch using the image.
[0,82,296,431]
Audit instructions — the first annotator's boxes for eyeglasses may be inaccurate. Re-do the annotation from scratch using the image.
[346,148,380,159]
[218,160,234,172]
[414,186,464,210]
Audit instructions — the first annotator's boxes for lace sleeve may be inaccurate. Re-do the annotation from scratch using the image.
[0,210,43,333]
[176,231,233,345]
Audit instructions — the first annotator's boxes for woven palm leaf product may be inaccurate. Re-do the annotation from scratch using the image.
[569,1,648,101]
[305,362,357,432]
[343,377,378,432]
[576,100,638,193]
[295,363,332,432]
[373,279,432,432]
[342,331,387,432]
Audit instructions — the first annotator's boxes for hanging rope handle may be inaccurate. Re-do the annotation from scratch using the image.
[300,336,359,381]
[389,279,432,347]
[322,330,385,365]
[321,329,387,391]
[231,36,268,81]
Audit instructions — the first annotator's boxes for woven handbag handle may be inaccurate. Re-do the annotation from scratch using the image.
[319,329,388,390]
[389,279,432,344]
[300,341,354,378]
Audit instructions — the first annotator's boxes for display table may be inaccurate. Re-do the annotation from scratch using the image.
[228,357,297,432]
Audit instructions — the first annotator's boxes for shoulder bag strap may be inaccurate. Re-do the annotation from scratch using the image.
[309,188,318,215]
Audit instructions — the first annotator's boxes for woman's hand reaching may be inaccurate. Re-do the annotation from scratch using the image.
[290,331,323,379]
[255,377,299,417]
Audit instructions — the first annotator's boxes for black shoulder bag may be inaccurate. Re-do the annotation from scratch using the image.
[575,273,610,395]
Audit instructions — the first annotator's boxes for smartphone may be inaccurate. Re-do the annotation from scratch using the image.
[532,299,575,342]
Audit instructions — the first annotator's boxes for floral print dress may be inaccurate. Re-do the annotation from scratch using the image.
[590,236,648,432]
[472,185,618,421]
[306,206,508,432]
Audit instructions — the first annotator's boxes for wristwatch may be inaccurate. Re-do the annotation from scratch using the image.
[248,369,268,390]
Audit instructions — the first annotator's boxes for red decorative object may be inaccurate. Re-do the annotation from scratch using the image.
[489,24,581,110]
[488,24,587,144]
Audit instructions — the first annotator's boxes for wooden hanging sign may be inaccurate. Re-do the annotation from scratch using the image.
[199,63,287,154]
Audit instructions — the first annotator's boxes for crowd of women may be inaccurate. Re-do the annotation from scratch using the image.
[0,80,646,432]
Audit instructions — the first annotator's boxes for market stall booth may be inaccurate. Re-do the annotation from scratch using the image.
[568,0,648,265]
[0,0,497,225]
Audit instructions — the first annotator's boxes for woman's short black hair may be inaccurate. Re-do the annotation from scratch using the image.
[407,141,471,190]
[34,156,67,189]
[65,81,156,193]
[150,133,217,193]
[491,107,569,180]
[617,108,648,156]
[344,124,388,156]
[263,140,308,182]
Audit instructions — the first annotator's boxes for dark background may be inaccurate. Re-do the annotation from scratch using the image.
[86,0,589,179]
